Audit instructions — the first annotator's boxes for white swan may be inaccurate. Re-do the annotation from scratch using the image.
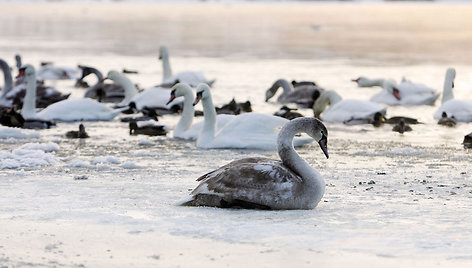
[194,84,313,150]
[313,90,386,123]
[265,79,324,108]
[351,77,385,87]
[37,63,79,80]
[159,46,215,87]
[103,70,137,107]
[129,86,184,113]
[352,76,439,105]
[19,65,126,122]
[180,117,329,210]
[434,68,472,122]
[167,83,234,140]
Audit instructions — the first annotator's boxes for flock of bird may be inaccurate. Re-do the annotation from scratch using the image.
[1,46,472,210]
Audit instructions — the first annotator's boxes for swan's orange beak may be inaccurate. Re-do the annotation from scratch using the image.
[351,78,359,83]
[16,69,25,79]
[393,88,401,100]
[167,91,176,105]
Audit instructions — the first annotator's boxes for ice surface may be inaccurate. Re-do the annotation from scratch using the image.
[1,2,472,267]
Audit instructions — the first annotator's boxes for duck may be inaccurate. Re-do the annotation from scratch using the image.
[167,83,235,140]
[193,84,313,150]
[215,98,252,115]
[463,133,472,149]
[353,76,440,105]
[37,62,79,80]
[0,107,25,128]
[129,120,167,136]
[437,112,457,127]
[434,68,472,122]
[179,117,329,210]
[159,46,215,88]
[120,103,159,122]
[265,78,324,108]
[77,65,133,104]
[18,65,126,122]
[65,124,89,138]
[274,105,304,120]
[313,90,386,123]
[392,119,412,134]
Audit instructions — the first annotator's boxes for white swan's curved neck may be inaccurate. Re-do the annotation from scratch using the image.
[442,69,455,104]
[175,88,195,134]
[197,94,217,146]
[117,76,137,105]
[277,119,325,206]
[0,59,13,98]
[161,51,173,81]
[313,90,342,118]
[22,73,37,119]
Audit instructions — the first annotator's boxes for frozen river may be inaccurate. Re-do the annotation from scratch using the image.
[1,2,472,267]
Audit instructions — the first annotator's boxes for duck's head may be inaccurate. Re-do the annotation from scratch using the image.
[193,83,211,106]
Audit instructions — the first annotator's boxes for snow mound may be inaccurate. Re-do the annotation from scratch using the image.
[0,126,40,139]
[19,142,59,152]
[0,143,59,169]
[91,156,121,165]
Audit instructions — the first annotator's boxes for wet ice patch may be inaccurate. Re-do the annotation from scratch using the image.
[0,142,59,169]
[139,138,153,145]
[390,147,421,155]
[67,159,93,168]
[121,161,141,169]
[0,126,40,139]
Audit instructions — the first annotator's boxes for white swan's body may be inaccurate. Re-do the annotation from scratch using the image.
[168,83,233,140]
[130,86,184,111]
[19,65,125,122]
[194,84,313,150]
[434,68,472,122]
[159,46,215,87]
[37,64,79,80]
[374,79,440,105]
[265,79,324,108]
[353,76,439,105]
[37,98,125,122]
[314,90,386,123]
[180,117,329,210]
